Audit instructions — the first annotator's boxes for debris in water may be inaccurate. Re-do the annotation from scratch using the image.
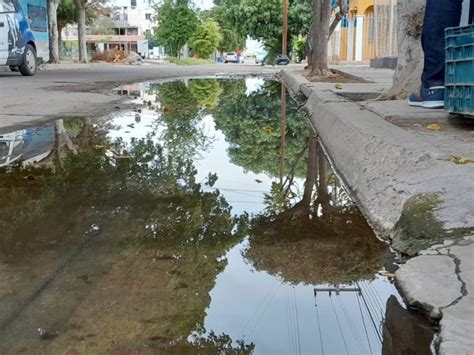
[426,123,442,131]
[37,328,58,340]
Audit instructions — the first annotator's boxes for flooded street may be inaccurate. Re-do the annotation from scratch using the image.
[0,78,434,354]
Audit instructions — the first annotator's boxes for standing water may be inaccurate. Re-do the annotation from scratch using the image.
[0,79,434,354]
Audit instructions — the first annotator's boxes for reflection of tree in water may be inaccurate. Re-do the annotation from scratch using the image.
[189,79,224,110]
[212,81,309,177]
[151,79,225,158]
[245,135,387,286]
[0,117,253,353]
[189,330,255,354]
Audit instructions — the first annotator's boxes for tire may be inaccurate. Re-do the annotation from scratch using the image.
[19,44,37,76]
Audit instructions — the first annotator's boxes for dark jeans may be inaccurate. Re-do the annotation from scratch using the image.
[421,0,464,88]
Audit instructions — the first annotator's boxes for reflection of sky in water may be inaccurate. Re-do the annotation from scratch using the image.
[107,78,404,354]
[107,78,287,215]
[204,240,402,355]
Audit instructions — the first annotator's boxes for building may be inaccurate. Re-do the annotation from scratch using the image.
[61,0,157,57]
[329,0,397,62]
[110,0,155,37]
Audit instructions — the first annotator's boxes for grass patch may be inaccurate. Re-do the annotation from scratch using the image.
[392,193,473,256]
[169,58,215,66]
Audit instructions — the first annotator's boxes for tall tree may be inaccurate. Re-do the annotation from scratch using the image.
[48,0,60,63]
[309,0,347,76]
[212,0,311,57]
[74,0,88,63]
[57,0,77,58]
[381,0,425,99]
[190,19,222,58]
[155,0,198,58]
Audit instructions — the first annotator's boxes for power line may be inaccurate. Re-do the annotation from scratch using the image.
[356,282,383,344]
[336,296,368,354]
[330,296,349,355]
[357,292,374,355]
[293,287,302,355]
[314,299,325,355]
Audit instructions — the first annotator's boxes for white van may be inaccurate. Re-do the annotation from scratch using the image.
[0,0,48,76]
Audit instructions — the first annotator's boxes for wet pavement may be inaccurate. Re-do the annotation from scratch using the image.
[0,78,434,354]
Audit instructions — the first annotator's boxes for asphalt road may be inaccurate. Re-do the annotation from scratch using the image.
[0,63,286,132]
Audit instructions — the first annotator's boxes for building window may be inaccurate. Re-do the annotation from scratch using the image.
[127,28,139,36]
[146,13,152,20]
[131,0,137,8]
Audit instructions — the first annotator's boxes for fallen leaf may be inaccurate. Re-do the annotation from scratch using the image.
[427,123,442,131]
[379,271,395,278]
[335,83,343,90]
[452,156,474,164]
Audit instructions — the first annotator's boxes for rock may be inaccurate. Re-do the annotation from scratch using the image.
[123,52,144,65]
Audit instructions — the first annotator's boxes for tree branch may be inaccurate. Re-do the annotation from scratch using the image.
[329,0,348,38]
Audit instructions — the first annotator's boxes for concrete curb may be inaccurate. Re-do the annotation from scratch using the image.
[281,69,474,242]
[281,68,474,354]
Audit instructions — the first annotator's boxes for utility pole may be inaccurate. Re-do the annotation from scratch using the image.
[280,84,287,184]
[282,0,289,55]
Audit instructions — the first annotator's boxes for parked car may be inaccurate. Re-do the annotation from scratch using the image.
[0,0,48,76]
[255,51,267,64]
[224,52,243,63]
[275,54,290,66]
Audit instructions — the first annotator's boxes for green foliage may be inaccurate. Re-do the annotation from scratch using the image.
[169,57,214,65]
[205,6,245,52]
[145,30,159,49]
[212,0,311,52]
[293,36,306,63]
[155,0,198,58]
[212,81,309,177]
[58,0,76,30]
[58,0,95,30]
[190,19,222,58]
[189,79,223,110]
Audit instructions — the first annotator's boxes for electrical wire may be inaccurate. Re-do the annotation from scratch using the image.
[330,296,349,355]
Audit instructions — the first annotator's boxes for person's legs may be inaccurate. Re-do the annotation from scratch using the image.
[421,0,463,88]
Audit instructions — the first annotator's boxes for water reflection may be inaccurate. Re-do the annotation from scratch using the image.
[0,79,432,354]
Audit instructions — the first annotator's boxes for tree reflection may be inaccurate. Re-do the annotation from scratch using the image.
[212,81,309,177]
[245,135,387,286]
[147,79,225,159]
[0,116,251,353]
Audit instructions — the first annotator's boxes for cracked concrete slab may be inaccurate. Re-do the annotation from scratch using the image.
[395,255,462,319]
[439,294,474,355]
[397,240,474,354]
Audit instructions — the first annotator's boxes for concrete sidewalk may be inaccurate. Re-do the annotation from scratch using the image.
[281,66,474,354]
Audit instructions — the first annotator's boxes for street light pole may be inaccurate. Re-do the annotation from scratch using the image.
[282,0,289,55]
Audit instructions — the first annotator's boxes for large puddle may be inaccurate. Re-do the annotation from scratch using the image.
[0,79,434,354]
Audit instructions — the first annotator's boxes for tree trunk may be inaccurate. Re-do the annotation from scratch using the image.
[310,0,331,76]
[47,0,60,63]
[380,0,425,99]
[58,25,63,60]
[74,0,88,63]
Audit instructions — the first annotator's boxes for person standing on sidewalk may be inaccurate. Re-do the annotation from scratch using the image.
[408,0,467,109]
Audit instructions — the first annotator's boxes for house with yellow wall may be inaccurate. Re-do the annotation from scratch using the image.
[332,0,397,62]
